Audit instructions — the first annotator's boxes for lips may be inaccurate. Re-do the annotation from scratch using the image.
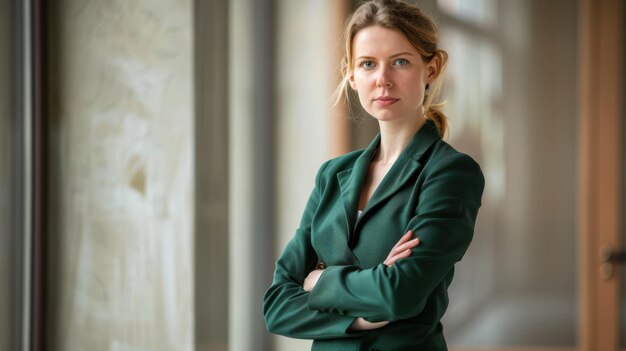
[374,96,399,107]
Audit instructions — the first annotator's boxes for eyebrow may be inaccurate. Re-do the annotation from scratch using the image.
[356,52,415,60]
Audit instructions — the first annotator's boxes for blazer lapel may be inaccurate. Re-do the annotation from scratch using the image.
[337,134,380,237]
[353,120,442,235]
[336,119,441,247]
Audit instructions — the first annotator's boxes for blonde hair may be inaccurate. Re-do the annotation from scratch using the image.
[335,0,449,136]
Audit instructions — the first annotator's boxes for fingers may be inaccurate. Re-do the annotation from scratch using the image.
[303,269,323,292]
[395,237,420,253]
[399,230,413,243]
[391,230,413,251]
[388,237,419,259]
[348,317,390,331]
[384,247,413,266]
[384,234,420,267]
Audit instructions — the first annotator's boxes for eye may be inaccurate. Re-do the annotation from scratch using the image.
[359,60,375,69]
[394,58,409,66]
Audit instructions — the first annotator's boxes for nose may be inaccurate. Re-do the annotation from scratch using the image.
[376,66,392,88]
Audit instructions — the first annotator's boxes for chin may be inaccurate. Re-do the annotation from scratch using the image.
[368,110,405,122]
[372,116,400,122]
[367,106,423,124]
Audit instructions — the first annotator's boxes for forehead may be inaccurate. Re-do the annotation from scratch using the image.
[352,25,416,57]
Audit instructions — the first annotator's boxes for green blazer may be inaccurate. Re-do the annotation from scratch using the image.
[263,120,485,351]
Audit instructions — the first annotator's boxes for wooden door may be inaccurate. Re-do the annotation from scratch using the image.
[579,0,624,350]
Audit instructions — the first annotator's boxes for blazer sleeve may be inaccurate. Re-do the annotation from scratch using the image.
[262,161,360,339]
[307,153,485,322]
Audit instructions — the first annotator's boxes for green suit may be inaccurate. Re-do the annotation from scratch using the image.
[263,120,485,350]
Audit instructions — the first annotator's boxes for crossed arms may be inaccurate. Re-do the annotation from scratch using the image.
[262,153,484,339]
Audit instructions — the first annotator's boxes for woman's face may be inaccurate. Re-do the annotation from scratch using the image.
[349,25,436,123]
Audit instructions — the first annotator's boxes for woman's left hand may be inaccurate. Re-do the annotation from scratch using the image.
[303,269,324,291]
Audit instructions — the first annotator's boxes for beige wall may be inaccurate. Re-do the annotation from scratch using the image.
[0,0,12,349]
[46,1,194,350]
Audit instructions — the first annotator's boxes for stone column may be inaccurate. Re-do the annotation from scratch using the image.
[0,0,15,349]
[228,0,276,350]
[46,1,194,350]
[194,0,229,350]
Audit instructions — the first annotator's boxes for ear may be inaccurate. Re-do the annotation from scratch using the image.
[426,55,440,83]
[348,71,357,90]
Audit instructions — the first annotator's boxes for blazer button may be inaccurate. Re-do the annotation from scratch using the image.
[316,262,326,270]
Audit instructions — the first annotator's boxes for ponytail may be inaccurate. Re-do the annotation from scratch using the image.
[421,49,448,138]
[425,105,447,138]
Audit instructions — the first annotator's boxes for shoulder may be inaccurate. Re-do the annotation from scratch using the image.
[422,140,485,202]
[313,148,364,185]
[427,140,483,175]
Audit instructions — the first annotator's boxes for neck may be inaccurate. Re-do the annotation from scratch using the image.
[375,115,426,164]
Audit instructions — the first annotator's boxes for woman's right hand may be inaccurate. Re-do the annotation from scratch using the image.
[383,230,419,267]
[349,317,389,331]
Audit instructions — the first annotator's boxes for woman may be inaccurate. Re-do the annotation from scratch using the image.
[263,0,484,349]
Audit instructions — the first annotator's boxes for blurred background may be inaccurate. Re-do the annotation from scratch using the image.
[1,0,624,350]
